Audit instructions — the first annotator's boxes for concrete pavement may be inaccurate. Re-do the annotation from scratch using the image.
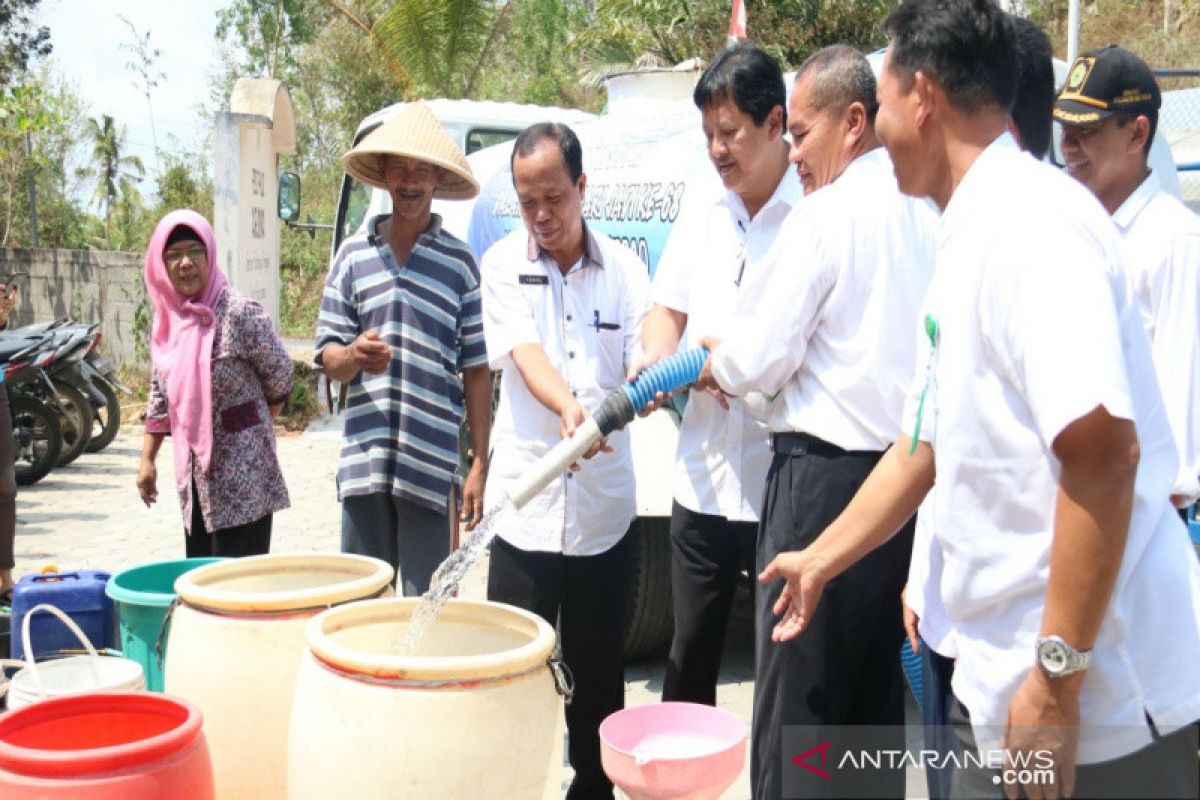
[12,421,759,798]
[14,420,929,799]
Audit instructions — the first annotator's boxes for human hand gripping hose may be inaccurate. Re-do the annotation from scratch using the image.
[506,347,709,509]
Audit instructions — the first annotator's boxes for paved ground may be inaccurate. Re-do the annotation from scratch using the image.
[10,422,756,797]
[13,421,922,799]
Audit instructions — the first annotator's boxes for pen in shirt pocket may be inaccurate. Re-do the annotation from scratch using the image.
[592,310,620,331]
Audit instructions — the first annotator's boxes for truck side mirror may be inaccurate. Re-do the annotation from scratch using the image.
[278,172,301,222]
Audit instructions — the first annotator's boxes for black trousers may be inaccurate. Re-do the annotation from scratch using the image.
[752,433,914,800]
[186,485,273,558]
[950,697,1200,799]
[920,638,961,800]
[662,501,756,705]
[487,529,635,800]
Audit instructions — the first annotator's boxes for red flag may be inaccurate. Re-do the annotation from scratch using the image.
[727,0,747,43]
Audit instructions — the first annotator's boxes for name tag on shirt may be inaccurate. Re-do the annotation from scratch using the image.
[519,274,549,286]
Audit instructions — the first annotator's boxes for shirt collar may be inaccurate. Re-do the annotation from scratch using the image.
[830,145,886,187]
[1111,170,1160,233]
[939,130,1019,244]
[717,165,803,223]
[367,212,444,247]
[525,221,605,268]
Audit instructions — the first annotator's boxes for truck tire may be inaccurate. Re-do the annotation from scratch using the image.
[623,516,674,662]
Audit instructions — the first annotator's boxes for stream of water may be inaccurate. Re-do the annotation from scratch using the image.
[401,497,514,656]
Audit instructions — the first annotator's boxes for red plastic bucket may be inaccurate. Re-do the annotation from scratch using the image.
[0,692,213,798]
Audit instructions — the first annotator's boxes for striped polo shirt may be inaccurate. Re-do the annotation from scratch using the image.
[315,213,488,513]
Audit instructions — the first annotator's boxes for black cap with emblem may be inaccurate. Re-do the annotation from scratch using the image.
[1053,45,1161,126]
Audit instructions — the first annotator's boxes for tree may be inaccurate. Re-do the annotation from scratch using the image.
[84,114,144,247]
[216,0,326,78]
[286,6,399,172]
[747,0,892,65]
[572,0,891,76]
[0,80,59,244]
[322,0,510,98]
[0,0,51,87]
[572,0,730,75]
[119,16,165,172]
[480,0,598,108]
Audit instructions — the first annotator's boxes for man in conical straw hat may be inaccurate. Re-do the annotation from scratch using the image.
[315,100,492,596]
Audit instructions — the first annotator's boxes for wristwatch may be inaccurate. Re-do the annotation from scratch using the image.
[1035,635,1092,678]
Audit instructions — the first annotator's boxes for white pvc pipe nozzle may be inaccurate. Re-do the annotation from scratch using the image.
[506,416,604,510]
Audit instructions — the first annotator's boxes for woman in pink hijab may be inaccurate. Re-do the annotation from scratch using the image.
[135,210,293,556]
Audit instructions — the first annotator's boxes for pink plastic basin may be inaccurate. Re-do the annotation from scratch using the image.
[599,702,746,800]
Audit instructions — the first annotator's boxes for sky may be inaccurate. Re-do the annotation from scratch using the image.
[34,0,231,192]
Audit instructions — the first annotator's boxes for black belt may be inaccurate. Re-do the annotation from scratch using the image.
[771,431,883,458]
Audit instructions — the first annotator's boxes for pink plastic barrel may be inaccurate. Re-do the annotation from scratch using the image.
[600,702,746,800]
[0,692,213,799]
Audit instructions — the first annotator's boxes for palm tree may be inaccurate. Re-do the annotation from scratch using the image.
[85,114,144,247]
[327,0,512,98]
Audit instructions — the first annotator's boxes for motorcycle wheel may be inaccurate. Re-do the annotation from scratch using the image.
[12,395,63,485]
[84,378,121,453]
[52,380,93,467]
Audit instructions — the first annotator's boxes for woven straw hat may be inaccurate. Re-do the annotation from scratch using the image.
[341,100,479,200]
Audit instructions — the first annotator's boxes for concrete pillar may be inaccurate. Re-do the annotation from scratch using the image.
[213,79,297,326]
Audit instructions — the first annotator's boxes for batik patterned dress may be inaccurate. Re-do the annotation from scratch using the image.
[146,288,293,533]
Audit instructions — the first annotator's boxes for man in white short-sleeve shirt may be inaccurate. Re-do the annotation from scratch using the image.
[1055,45,1200,510]
[699,45,937,800]
[481,123,650,800]
[634,43,797,709]
[901,19,1058,798]
[762,3,1200,798]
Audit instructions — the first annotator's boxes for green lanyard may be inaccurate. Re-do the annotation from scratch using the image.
[908,313,940,455]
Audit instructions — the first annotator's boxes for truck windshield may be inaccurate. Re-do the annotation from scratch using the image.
[466,128,520,155]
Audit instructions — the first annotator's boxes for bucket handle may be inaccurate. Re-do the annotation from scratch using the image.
[548,657,574,706]
[21,603,103,698]
[154,597,182,670]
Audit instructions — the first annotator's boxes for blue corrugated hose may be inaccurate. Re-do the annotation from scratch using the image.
[900,639,924,713]
[622,347,708,411]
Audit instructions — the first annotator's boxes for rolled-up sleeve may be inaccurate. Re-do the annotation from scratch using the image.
[145,368,171,434]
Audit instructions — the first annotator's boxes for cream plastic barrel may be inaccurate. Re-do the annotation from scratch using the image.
[288,597,565,800]
[164,553,393,800]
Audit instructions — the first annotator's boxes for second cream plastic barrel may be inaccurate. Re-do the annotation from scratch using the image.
[288,597,564,800]
[163,553,393,800]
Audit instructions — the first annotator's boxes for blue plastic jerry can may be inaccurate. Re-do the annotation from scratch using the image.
[10,568,117,660]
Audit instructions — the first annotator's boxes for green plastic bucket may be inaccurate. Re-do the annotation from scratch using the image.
[105,558,224,691]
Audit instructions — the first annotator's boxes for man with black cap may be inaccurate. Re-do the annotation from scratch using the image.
[1056,45,1200,514]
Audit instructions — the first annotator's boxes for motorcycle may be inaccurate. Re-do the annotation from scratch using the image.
[13,316,125,457]
[0,333,64,485]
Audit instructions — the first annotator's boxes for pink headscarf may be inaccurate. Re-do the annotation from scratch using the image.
[144,210,229,485]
